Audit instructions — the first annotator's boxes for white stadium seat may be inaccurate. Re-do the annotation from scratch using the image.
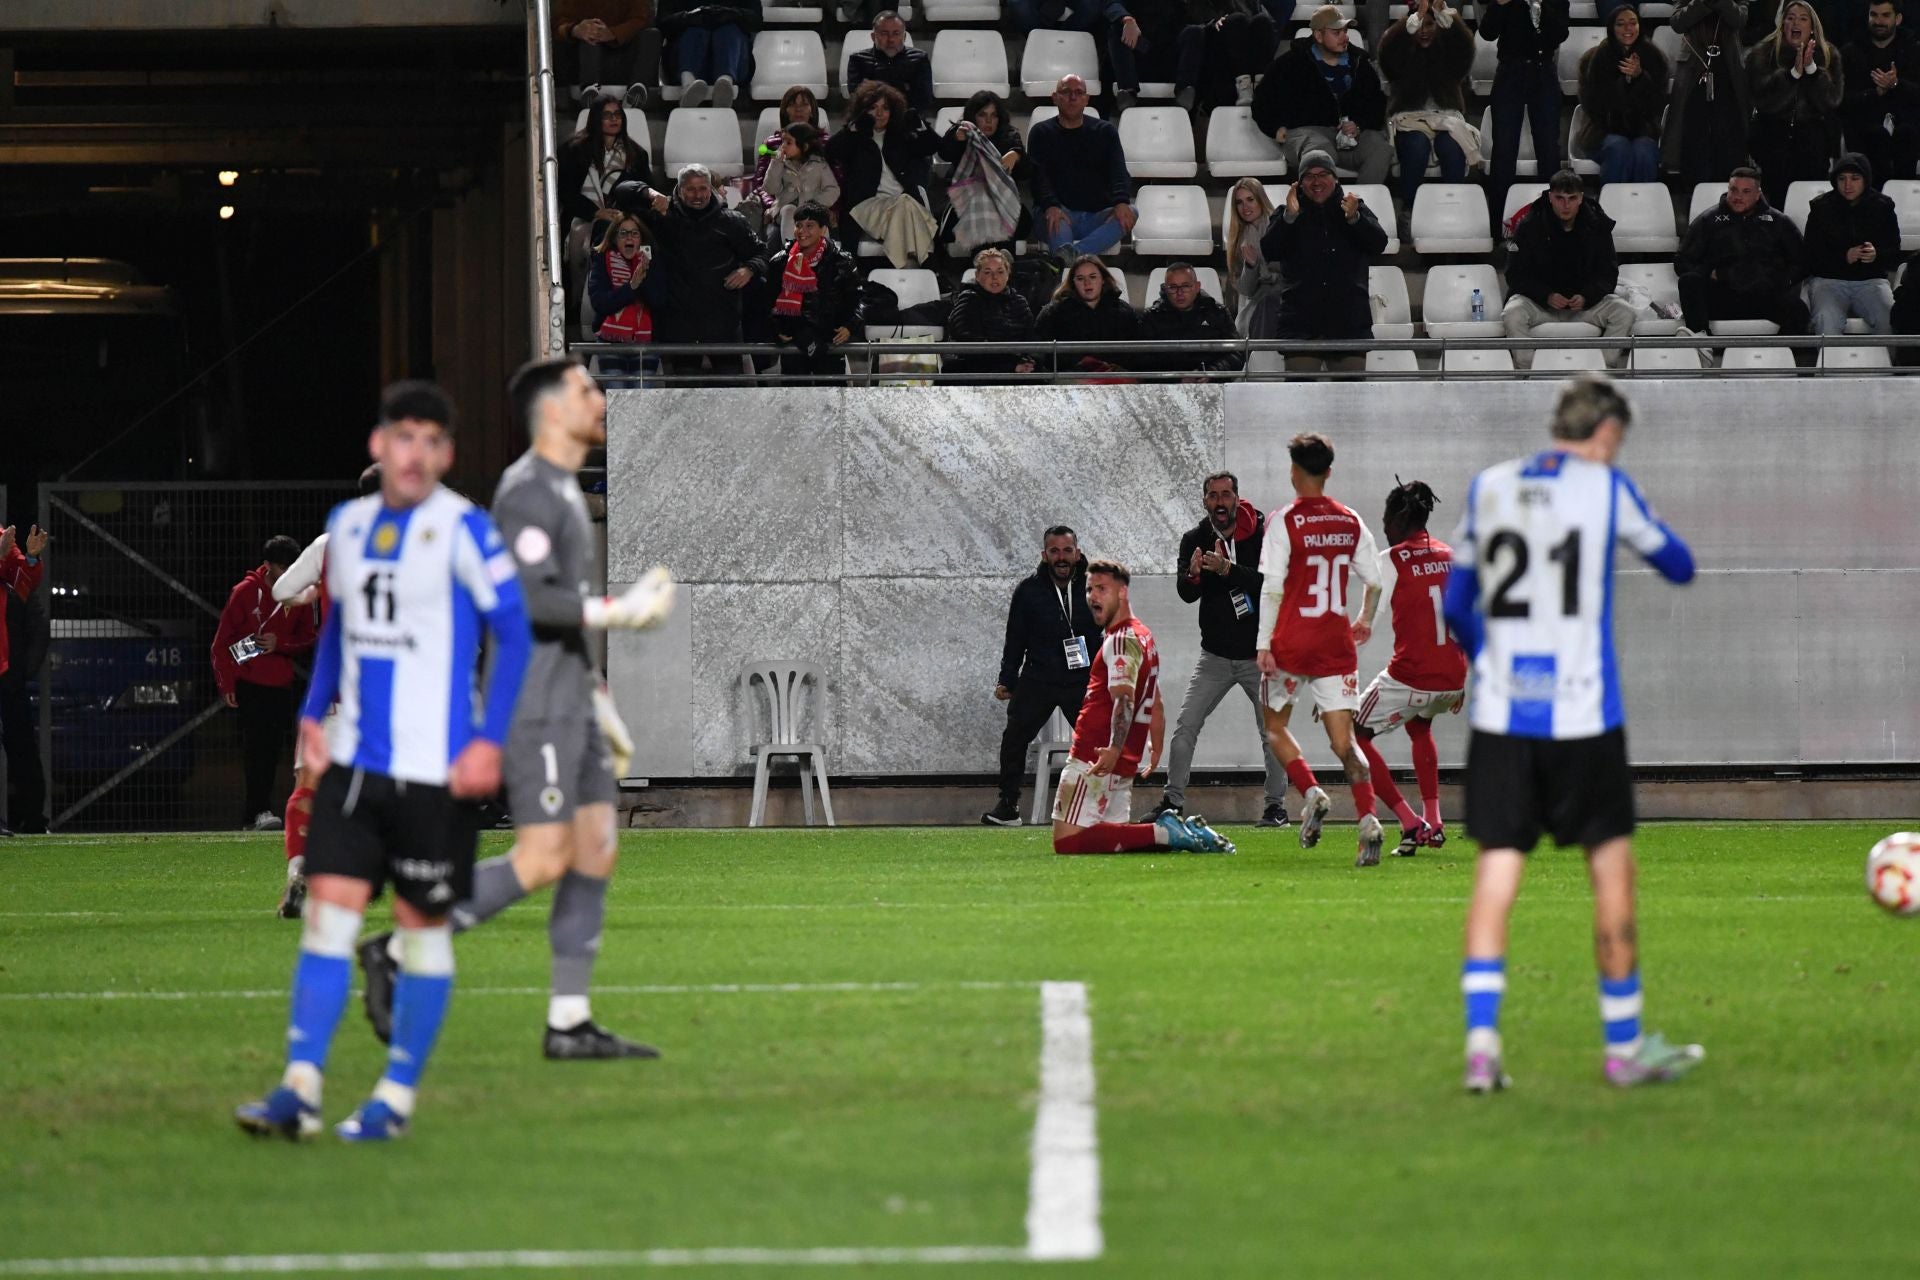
[1347,183,1400,254]
[1129,184,1214,256]
[1370,265,1414,341]
[1781,180,1824,234]
[1708,319,1780,336]
[1531,347,1609,373]
[1205,106,1286,178]
[1479,105,1537,178]
[922,0,1001,19]
[1443,348,1517,373]
[1470,34,1499,95]
[1616,262,1682,335]
[1502,182,1546,231]
[1422,263,1506,337]
[764,0,824,23]
[1631,344,1706,371]
[1366,349,1420,372]
[751,31,828,101]
[1648,25,1683,88]
[1601,182,1679,253]
[1565,106,1600,177]
[1558,26,1607,93]
[1412,183,1493,253]
[933,30,1011,99]
[664,108,748,179]
[1020,30,1101,97]
[864,268,945,340]
[1688,181,1722,225]
[1883,180,1920,250]
[1146,265,1224,306]
[1820,345,1893,370]
[1118,106,1197,178]
[1720,345,1797,370]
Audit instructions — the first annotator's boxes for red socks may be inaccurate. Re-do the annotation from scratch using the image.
[285,785,314,863]
[1351,779,1376,819]
[1357,736,1420,829]
[1054,823,1164,855]
[1283,757,1318,798]
[1406,719,1443,828]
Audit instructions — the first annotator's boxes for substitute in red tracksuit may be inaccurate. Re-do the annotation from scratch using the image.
[0,524,49,835]
[210,536,314,830]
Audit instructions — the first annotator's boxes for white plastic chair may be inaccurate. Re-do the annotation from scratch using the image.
[1119,106,1197,178]
[864,267,945,340]
[1502,181,1546,231]
[1366,348,1419,373]
[923,0,1002,19]
[1204,105,1287,178]
[1146,264,1224,306]
[1478,105,1537,177]
[665,108,748,180]
[1687,181,1723,225]
[1129,185,1214,255]
[1781,180,1824,234]
[1616,261,1682,335]
[751,31,829,101]
[1648,25,1683,88]
[1720,345,1797,370]
[1630,344,1706,372]
[1470,33,1499,95]
[1883,179,1920,250]
[1558,25,1607,93]
[1531,346,1608,372]
[1371,265,1415,340]
[1707,319,1780,337]
[1029,709,1074,825]
[741,660,835,828]
[1344,183,1399,254]
[1021,29,1101,97]
[933,30,1012,98]
[1565,106,1600,177]
[1412,183,1493,253]
[765,0,825,23]
[1422,263,1506,337]
[1820,345,1893,370]
[1601,182,1679,253]
[1442,347,1516,373]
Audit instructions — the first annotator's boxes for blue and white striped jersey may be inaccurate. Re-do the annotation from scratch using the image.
[300,486,533,785]
[1444,450,1693,741]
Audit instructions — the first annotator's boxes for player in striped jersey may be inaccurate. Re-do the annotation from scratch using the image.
[236,382,532,1143]
[1443,376,1700,1094]
[1051,560,1234,855]
[1351,480,1467,861]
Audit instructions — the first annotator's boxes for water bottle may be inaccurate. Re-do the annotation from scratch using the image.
[1470,288,1485,323]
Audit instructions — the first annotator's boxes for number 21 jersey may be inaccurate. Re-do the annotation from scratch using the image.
[1258,496,1380,677]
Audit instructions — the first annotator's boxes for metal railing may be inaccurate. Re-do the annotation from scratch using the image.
[529,0,568,356]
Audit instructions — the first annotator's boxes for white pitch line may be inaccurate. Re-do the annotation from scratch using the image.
[1024,980,1103,1262]
[0,1246,1037,1275]
[0,981,1035,1004]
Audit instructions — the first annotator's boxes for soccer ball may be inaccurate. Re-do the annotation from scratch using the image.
[1865,833,1920,916]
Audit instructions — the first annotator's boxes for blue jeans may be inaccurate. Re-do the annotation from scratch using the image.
[1045,207,1124,257]
[1009,0,1103,32]
[1489,60,1562,200]
[674,23,750,84]
[1809,277,1894,335]
[1596,134,1660,185]
[1394,129,1467,207]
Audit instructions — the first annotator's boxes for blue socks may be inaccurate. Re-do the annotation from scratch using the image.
[1600,972,1644,1058]
[374,926,456,1117]
[1461,957,1506,1054]
[286,949,352,1075]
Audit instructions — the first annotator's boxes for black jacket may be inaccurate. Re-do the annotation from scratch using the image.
[1804,185,1902,281]
[1577,37,1670,144]
[1676,195,1807,296]
[1505,191,1620,309]
[1841,31,1920,138]
[1252,37,1389,136]
[845,46,934,116]
[1177,509,1269,660]
[824,112,939,211]
[999,564,1102,689]
[765,237,865,336]
[558,136,653,229]
[1478,0,1569,63]
[656,0,762,37]
[616,185,769,343]
[1377,13,1476,117]
[946,282,1037,373]
[1142,291,1244,371]
[1034,291,1143,366]
[1261,185,1388,340]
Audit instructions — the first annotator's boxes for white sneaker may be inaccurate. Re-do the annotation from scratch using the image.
[710,75,737,109]
[680,76,710,107]
[251,810,283,832]
[1355,813,1384,867]
[1235,74,1254,106]
[1298,785,1331,848]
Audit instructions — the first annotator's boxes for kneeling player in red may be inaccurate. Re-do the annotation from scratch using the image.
[1051,560,1234,855]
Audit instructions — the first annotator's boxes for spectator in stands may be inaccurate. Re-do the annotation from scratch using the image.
[1029,75,1138,260]
[940,96,1035,254]
[658,0,760,108]
[744,87,828,225]
[1110,0,1199,114]
[947,247,1039,379]
[0,523,47,835]
[1009,0,1108,35]
[1502,170,1637,365]
[559,94,655,249]
[1891,251,1920,359]
[940,91,1031,184]
[1841,0,1920,186]
[1577,5,1669,184]
[587,214,664,387]
[1260,150,1386,373]
[824,81,941,268]
[553,0,664,106]
[1225,177,1283,338]
[1804,152,1902,332]
[846,12,933,118]
[1747,1,1844,203]
[1480,0,1569,209]
[1251,7,1392,186]
[1675,165,1812,332]
[1169,0,1285,114]
[1143,261,1245,375]
[212,535,315,833]
[1378,0,1479,207]
[767,202,863,382]
[617,163,770,374]
[1035,254,1143,373]
[756,123,842,244]
[1666,0,1754,184]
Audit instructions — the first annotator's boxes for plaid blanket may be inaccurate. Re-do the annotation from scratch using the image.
[945,129,1024,252]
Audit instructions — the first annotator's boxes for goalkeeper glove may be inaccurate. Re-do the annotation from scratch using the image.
[593,680,635,777]
[584,565,675,630]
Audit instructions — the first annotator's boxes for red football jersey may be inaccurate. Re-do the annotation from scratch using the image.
[1258,496,1380,677]
[1380,533,1468,691]
[1069,615,1160,773]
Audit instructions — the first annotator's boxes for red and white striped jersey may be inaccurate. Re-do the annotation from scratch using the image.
[1257,496,1381,677]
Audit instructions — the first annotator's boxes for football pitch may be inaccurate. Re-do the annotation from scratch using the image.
[3,822,1915,1278]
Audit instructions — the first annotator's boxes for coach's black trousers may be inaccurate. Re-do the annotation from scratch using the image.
[0,669,44,830]
[996,678,1087,805]
[234,680,296,823]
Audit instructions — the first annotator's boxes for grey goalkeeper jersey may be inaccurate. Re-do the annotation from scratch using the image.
[492,451,596,724]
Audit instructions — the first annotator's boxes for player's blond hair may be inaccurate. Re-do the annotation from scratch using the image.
[1550,375,1633,441]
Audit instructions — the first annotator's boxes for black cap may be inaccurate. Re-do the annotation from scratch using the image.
[1831,152,1872,185]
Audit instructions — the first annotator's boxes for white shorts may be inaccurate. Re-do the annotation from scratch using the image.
[1051,757,1134,827]
[1261,670,1360,717]
[1356,673,1464,736]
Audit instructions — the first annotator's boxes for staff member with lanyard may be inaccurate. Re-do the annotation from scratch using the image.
[981,525,1105,828]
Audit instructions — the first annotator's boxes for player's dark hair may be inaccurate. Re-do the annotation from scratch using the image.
[509,357,583,438]
[1043,524,1077,542]
[1383,478,1439,544]
[357,463,383,496]
[1551,374,1633,441]
[378,380,456,432]
[1203,470,1238,494]
[263,535,302,568]
[1086,558,1130,584]
[1288,433,1335,477]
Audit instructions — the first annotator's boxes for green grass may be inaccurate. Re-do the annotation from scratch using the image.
[2,823,1917,1278]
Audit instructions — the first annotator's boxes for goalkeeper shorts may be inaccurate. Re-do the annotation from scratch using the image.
[503,713,617,825]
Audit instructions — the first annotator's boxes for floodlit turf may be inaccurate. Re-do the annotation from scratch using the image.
[3,822,1918,1278]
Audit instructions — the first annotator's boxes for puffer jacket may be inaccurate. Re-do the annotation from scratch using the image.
[946,282,1036,373]
[616,183,769,343]
[1676,194,1807,296]
[1804,184,1901,282]
[765,236,864,337]
[1505,191,1620,310]
[1260,185,1388,341]
[1577,36,1670,144]
[1141,290,1244,371]
[1252,37,1389,135]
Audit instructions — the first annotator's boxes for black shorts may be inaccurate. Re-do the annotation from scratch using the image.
[304,766,483,914]
[1464,727,1635,854]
